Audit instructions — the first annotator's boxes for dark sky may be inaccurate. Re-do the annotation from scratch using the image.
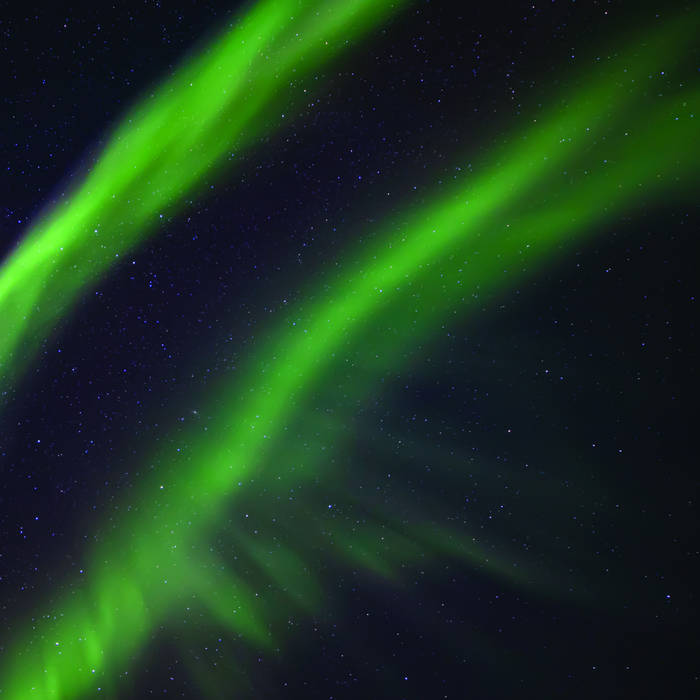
[1,1,697,698]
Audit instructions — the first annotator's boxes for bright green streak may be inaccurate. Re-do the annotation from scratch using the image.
[0,0,408,392]
[2,9,699,700]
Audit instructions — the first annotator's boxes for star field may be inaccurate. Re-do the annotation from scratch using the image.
[1,1,698,698]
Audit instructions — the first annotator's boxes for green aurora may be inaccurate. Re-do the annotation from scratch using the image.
[0,2,698,698]
[0,0,410,391]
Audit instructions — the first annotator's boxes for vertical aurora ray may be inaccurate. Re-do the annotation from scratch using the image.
[1,5,698,699]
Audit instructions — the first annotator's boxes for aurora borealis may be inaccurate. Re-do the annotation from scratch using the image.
[0,0,410,390]
[1,1,698,698]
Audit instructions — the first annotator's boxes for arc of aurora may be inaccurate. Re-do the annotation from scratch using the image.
[1,8,698,700]
[0,0,410,391]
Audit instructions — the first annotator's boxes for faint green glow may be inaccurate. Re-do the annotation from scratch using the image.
[1,6,699,700]
[0,0,409,391]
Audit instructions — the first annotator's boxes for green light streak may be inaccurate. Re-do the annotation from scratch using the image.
[1,7,698,699]
[0,0,409,391]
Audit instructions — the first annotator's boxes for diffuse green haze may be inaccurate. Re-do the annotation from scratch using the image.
[0,0,409,391]
[2,7,699,700]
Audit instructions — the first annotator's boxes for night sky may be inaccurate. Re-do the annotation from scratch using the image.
[1,1,698,698]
